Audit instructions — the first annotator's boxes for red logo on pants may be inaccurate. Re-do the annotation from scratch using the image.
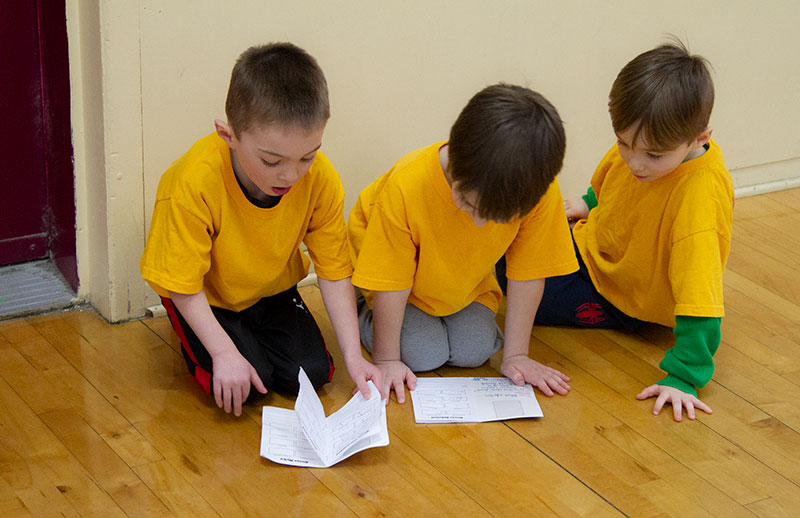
[576,302,606,325]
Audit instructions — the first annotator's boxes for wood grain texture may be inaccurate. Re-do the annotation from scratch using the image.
[1,188,798,517]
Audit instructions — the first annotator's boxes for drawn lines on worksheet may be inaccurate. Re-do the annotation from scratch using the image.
[332,401,383,456]
[263,411,318,461]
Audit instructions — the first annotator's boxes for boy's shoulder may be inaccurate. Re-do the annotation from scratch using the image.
[676,140,732,194]
[667,140,734,236]
[158,133,231,197]
[380,141,446,192]
[392,141,442,172]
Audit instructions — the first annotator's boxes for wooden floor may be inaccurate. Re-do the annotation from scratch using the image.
[1,188,799,517]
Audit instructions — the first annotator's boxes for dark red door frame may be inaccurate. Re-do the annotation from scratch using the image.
[38,0,78,292]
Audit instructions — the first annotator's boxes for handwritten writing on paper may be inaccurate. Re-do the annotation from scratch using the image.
[410,377,543,423]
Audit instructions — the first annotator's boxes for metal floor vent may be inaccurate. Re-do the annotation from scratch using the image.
[0,260,77,319]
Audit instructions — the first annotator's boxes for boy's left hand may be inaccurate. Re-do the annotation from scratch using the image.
[501,355,571,396]
[636,384,712,422]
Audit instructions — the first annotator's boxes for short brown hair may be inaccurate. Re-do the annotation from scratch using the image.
[448,84,566,222]
[609,39,714,150]
[225,42,330,136]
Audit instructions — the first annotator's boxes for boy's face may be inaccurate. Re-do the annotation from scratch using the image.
[615,125,711,183]
[215,120,325,198]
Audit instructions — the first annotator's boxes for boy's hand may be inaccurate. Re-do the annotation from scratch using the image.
[374,360,417,403]
[345,356,386,400]
[501,355,571,396]
[211,350,267,416]
[636,384,712,422]
[564,198,589,228]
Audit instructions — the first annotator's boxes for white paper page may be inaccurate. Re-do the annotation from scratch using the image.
[260,406,327,468]
[293,368,331,461]
[326,383,388,459]
[410,377,543,423]
[260,368,388,467]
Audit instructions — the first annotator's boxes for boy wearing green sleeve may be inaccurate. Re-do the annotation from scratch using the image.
[500,40,734,421]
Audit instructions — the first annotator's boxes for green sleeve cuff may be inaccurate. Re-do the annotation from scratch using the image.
[657,315,721,395]
[656,375,698,397]
[581,186,598,211]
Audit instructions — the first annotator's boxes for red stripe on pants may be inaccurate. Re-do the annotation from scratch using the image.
[161,296,212,394]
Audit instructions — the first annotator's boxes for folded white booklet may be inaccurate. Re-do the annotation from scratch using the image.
[260,368,389,467]
[410,377,543,423]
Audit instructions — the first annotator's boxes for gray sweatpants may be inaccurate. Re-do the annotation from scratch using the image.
[357,290,504,372]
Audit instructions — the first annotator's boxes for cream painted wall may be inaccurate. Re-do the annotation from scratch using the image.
[68,0,800,321]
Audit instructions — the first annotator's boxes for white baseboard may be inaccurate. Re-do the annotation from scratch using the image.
[145,304,166,318]
[731,157,800,198]
[734,177,800,199]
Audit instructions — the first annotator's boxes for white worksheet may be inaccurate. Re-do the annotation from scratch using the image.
[260,368,388,467]
[410,377,543,423]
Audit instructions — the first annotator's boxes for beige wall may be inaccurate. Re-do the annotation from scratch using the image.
[68,0,800,321]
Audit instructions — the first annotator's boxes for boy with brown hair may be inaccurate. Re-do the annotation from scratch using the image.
[141,42,381,416]
[349,84,579,402]
[500,40,734,421]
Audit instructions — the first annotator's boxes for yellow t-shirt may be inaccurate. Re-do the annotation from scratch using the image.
[140,133,352,312]
[572,139,734,326]
[349,141,578,317]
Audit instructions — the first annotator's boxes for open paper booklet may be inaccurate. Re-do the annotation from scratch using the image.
[410,377,543,423]
[260,368,388,467]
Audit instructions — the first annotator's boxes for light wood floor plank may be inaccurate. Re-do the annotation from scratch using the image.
[301,286,615,517]
[520,329,759,517]
[765,187,800,209]
[0,318,166,470]
[727,240,800,307]
[38,408,172,517]
[1,187,799,517]
[133,459,222,516]
[0,376,124,517]
[599,326,800,487]
[722,307,800,383]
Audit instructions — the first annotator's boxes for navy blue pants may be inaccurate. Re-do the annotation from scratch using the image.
[496,242,642,331]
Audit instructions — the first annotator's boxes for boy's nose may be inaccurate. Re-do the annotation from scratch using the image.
[279,164,303,184]
[627,157,643,173]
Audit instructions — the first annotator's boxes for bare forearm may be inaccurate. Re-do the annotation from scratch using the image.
[502,278,544,359]
[317,277,362,363]
[371,288,411,362]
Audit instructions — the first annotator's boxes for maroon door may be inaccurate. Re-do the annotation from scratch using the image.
[1,2,48,264]
[0,1,77,290]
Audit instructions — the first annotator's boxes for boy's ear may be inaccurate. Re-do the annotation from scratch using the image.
[215,119,237,146]
[693,127,712,148]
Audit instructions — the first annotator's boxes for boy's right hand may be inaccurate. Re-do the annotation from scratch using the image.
[374,359,417,404]
[501,355,571,396]
[564,198,590,228]
[211,350,267,416]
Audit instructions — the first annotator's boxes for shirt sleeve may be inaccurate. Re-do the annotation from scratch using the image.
[582,186,598,211]
[505,179,578,281]
[657,315,721,396]
[669,229,726,318]
[303,168,353,281]
[140,196,213,297]
[351,184,417,291]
